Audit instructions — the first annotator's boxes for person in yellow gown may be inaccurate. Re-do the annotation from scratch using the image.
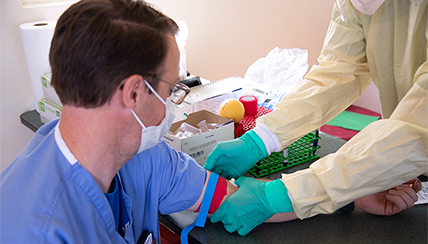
[204,0,427,236]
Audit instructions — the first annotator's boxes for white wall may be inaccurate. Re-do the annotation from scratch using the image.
[152,0,335,81]
[1,1,71,172]
[353,81,381,114]
[1,0,335,171]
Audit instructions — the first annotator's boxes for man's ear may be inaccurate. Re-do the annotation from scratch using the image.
[121,74,148,109]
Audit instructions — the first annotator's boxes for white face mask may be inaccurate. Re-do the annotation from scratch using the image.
[350,0,385,15]
[131,80,176,154]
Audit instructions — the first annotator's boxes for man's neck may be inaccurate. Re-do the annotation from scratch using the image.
[59,105,131,193]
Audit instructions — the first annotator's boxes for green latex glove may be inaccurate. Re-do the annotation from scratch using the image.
[210,177,293,236]
[204,130,267,180]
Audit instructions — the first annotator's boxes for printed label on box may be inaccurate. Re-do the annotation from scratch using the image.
[41,73,62,107]
[38,98,61,123]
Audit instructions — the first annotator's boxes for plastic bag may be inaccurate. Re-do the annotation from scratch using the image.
[243,47,309,108]
[176,21,189,81]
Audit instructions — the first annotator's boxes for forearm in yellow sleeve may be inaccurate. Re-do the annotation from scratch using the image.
[257,1,372,150]
[282,79,428,219]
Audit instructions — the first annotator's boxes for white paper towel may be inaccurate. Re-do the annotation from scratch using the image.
[20,20,56,111]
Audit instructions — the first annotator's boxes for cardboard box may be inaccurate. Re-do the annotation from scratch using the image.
[41,73,62,107]
[38,98,62,123]
[163,110,234,166]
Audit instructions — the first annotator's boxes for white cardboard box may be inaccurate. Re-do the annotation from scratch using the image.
[38,98,62,123]
[163,110,234,166]
[41,73,62,107]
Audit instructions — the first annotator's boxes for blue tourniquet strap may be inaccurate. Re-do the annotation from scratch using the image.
[180,172,219,244]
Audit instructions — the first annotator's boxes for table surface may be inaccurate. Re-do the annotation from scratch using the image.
[20,111,428,244]
[164,132,428,244]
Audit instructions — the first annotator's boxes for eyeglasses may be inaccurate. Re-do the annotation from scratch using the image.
[119,75,191,105]
[150,76,190,105]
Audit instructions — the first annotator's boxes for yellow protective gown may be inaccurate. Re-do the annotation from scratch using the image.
[257,0,428,219]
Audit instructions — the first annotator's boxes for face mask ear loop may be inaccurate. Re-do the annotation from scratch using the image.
[131,109,146,129]
[144,80,167,105]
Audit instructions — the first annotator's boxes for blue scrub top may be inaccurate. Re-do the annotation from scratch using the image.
[0,119,206,243]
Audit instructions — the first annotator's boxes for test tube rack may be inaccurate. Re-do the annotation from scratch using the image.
[234,106,321,178]
[248,131,320,177]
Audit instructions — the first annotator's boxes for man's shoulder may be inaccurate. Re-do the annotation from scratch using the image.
[13,119,60,161]
[2,119,66,180]
[128,139,200,170]
[121,139,204,187]
[0,119,81,241]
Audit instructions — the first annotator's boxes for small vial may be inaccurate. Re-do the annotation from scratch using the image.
[178,122,202,135]
[207,123,218,130]
[197,120,209,132]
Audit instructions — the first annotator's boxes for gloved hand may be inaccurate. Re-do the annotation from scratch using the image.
[210,177,293,236]
[204,130,267,180]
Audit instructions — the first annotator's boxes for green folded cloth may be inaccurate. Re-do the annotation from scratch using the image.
[326,111,379,131]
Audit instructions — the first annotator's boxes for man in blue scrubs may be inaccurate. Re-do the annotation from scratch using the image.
[0,0,209,243]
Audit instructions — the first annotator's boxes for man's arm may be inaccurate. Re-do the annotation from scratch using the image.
[354,178,422,216]
[187,171,238,212]
[244,177,423,224]
[190,172,422,236]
